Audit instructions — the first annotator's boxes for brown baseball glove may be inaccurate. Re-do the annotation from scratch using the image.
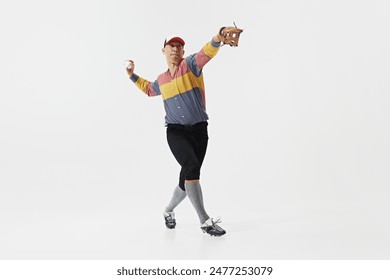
[218,24,244,47]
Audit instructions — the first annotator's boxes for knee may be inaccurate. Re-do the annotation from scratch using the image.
[185,179,199,184]
[185,161,201,180]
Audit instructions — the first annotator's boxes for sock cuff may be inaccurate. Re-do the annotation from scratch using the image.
[184,181,201,187]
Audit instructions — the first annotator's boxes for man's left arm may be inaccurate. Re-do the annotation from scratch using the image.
[185,29,223,76]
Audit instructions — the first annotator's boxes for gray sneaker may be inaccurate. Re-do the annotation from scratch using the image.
[201,217,226,236]
[163,212,176,229]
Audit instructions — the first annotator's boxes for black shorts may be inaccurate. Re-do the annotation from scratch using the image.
[166,122,209,190]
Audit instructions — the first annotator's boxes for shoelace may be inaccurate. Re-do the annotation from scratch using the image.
[211,217,222,225]
[164,212,175,219]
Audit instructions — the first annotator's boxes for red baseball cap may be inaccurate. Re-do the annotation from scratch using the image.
[164,35,185,47]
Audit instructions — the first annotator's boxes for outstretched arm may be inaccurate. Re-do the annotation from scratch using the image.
[125,60,161,97]
[186,25,243,76]
[185,28,223,76]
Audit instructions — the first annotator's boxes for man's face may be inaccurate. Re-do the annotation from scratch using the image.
[163,41,184,65]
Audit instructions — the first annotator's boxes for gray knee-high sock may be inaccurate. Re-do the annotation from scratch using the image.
[165,185,187,213]
[185,181,210,224]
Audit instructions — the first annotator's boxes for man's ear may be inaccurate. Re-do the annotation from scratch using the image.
[162,48,165,54]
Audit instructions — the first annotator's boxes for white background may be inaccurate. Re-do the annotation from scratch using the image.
[1,0,389,259]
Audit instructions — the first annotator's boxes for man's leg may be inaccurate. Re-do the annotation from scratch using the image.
[165,184,187,213]
[184,124,210,224]
[187,125,226,236]
[184,179,209,224]
[185,179,226,236]
[167,127,210,224]
[166,124,226,235]
[163,182,187,229]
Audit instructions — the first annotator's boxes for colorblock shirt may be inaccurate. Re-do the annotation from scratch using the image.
[130,39,221,125]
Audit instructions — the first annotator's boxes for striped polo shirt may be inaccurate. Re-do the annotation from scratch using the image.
[130,39,221,125]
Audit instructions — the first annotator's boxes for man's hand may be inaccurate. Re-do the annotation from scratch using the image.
[213,33,222,43]
[125,60,135,77]
[217,25,243,47]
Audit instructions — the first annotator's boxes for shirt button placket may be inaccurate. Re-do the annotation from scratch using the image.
[176,97,181,117]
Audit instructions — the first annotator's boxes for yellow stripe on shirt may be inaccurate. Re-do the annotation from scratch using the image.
[202,41,220,58]
[135,76,150,93]
[160,72,205,101]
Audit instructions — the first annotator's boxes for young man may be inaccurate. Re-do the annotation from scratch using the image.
[125,29,227,236]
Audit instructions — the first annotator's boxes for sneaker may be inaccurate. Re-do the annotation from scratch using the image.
[163,212,176,229]
[200,217,226,236]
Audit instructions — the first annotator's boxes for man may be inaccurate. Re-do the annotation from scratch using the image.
[125,28,229,236]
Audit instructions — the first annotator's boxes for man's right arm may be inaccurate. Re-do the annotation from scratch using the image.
[126,60,161,97]
[129,74,161,97]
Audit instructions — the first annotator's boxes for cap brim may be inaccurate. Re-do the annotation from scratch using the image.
[164,37,185,46]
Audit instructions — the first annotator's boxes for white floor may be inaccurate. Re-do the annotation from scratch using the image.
[1,183,389,260]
